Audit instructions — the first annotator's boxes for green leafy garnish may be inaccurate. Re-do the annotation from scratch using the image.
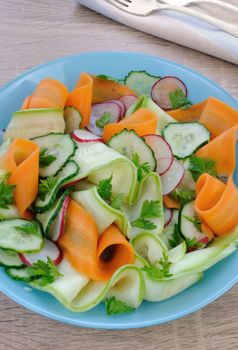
[171,188,196,205]
[95,112,112,128]
[0,181,15,209]
[169,89,192,110]
[105,296,135,315]
[183,215,201,231]
[38,176,57,201]
[97,175,112,201]
[188,156,217,182]
[28,257,62,286]
[131,199,161,230]
[97,74,119,83]
[185,237,204,250]
[15,222,40,236]
[142,252,172,280]
[39,147,56,168]
[168,223,183,248]
[111,193,124,210]
[132,153,151,181]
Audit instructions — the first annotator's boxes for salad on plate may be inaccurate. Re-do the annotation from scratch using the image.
[0,70,238,316]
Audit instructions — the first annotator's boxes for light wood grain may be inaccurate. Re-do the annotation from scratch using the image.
[0,1,238,349]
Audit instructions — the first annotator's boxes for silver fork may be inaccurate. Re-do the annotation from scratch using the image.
[107,0,238,38]
[159,0,238,14]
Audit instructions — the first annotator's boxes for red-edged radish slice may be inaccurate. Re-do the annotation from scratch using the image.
[19,239,62,266]
[49,195,70,242]
[160,159,185,195]
[71,129,103,143]
[88,101,122,136]
[143,134,173,174]
[164,207,173,227]
[119,95,137,112]
[151,76,187,110]
[109,99,125,117]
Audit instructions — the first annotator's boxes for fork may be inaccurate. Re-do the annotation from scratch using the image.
[107,0,238,38]
[159,0,238,14]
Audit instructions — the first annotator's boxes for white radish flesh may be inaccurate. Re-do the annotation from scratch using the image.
[164,207,173,227]
[49,196,70,242]
[71,129,103,143]
[160,159,185,195]
[119,95,137,112]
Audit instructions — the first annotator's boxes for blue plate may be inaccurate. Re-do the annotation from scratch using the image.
[0,52,238,329]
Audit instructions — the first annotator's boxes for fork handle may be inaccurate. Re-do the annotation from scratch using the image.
[159,4,238,38]
[194,0,238,14]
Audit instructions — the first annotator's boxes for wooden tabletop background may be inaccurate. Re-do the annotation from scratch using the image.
[0,1,238,349]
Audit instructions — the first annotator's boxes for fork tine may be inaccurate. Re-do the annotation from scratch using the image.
[107,0,130,8]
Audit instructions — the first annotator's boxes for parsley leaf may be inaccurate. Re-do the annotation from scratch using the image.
[131,200,161,230]
[188,156,217,182]
[171,188,196,205]
[95,112,112,128]
[168,223,183,248]
[183,215,201,231]
[38,176,57,201]
[185,237,204,250]
[28,257,62,286]
[97,74,119,83]
[0,181,15,209]
[39,147,56,168]
[105,296,135,315]
[142,252,172,280]
[97,175,112,201]
[169,89,192,110]
[132,153,151,181]
[15,222,40,236]
[111,193,124,210]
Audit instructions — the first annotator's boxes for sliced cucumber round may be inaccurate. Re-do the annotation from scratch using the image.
[125,71,160,97]
[107,129,156,172]
[32,133,77,177]
[163,122,210,159]
[0,248,24,268]
[5,266,33,282]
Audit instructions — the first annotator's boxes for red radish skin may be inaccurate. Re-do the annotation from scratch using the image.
[71,129,103,143]
[151,76,188,110]
[143,134,173,175]
[19,239,63,266]
[160,159,185,195]
[49,195,70,242]
[119,95,137,112]
[88,101,122,136]
[164,207,173,227]
[63,179,82,188]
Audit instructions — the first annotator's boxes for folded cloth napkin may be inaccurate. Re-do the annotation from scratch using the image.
[77,0,238,65]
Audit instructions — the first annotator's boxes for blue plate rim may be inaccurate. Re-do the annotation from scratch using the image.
[0,51,237,329]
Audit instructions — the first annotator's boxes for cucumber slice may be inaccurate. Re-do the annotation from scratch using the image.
[4,108,65,140]
[168,241,186,263]
[34,160,79,213]
[32,133,76,177]
[143,272,202,302]
[5,267,33,282]
[0,205,20,220]
[160,210,179,249]
[0,248,24,268]
[124,173,164,238]
[64,106,82,134]
[36,189,71,237]
[125,71,160,97]
[126,96,177,134]
[131,232,167,265]
[0,220,43,253]
[179,201,207,242]
[72,141,137,204]
[163,122,210,159]
[107,129,156,172]
[72,186,130,236]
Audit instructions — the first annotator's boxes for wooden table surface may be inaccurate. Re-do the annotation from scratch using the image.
[0,1,238,349]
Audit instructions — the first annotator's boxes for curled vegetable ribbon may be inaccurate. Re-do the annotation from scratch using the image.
[195,174,238,236]
[58,200,134,281]
[0,138,39,216]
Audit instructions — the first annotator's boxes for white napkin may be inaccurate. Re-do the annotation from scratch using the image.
[76,0,238,65]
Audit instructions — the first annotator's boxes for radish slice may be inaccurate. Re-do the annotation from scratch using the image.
[19,239,62,266]
[143,134,173,175]
[160,159,185,195]
[119,95,137,112]
[151,76,187,110]
[109,99,125,117]
[49,195,70,242]
[71,129,103,143]
[164,207,173,227]
[88,102,122,136]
